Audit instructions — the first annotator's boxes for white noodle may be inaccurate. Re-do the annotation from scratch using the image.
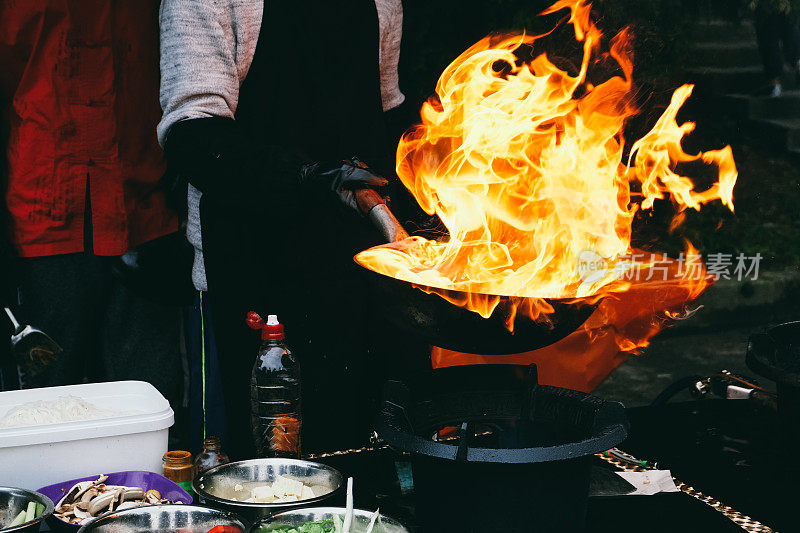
[0,395,126,428]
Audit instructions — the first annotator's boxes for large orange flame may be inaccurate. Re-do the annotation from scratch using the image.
[356,0,737,329]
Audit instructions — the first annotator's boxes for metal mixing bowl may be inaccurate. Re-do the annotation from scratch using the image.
[194,459,344,522]
[249,507,410,533]
[76,504,247,533]
[0,487,54,533]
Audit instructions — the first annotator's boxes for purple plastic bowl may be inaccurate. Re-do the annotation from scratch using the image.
[37,471,192,532]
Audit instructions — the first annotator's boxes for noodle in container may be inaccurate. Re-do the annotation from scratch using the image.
[0,395,128,428]
[0,381,174,490]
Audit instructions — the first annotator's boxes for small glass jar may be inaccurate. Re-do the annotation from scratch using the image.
[163,450,195,493]
[194,436,230,475]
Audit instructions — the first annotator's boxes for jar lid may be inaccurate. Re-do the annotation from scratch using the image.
[163,450,193,465]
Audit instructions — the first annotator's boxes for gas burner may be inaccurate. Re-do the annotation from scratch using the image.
[375,364,628,531]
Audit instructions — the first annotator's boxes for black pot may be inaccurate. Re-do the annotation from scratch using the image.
[361,267,598,355]
[375,365,628,532]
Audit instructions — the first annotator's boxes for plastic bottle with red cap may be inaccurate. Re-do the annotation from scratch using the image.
[247,311,301,457]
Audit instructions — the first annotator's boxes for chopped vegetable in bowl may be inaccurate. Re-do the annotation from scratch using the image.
[0,488,53,533]
[264,514,397,533]
[3,501,46,528]
[256,479,407,533]
[267,518,334,533]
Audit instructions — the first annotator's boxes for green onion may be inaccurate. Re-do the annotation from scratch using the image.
[8,510,27,527]
[24,501,36,523]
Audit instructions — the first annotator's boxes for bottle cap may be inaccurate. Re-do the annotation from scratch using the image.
[246,311,285,340]
[203,436,221,450]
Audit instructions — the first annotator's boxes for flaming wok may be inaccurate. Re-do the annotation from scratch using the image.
[353,0,736,355]
[354,189,598,355]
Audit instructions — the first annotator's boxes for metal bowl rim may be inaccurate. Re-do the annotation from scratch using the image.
[250,506,409,532]
[75,503,247,533]
[193,458,345,509]
[0,486,55,533]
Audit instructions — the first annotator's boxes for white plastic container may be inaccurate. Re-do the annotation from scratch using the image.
[0,381,174,490]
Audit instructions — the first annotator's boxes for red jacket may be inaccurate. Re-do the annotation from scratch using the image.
[0,0,176,257]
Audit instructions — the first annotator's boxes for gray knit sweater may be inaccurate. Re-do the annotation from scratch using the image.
[158,0,405,291]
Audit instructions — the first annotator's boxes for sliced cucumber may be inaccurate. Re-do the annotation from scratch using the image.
[8,510,27,527]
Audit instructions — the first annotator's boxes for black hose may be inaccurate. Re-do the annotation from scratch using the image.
[650,375,703,406]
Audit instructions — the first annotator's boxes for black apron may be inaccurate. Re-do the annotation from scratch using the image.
[199,0,413,458]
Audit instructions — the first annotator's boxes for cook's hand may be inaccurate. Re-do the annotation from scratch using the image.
[299,159,389,214]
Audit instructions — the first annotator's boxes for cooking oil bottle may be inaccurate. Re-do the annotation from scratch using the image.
[247,312,301,457]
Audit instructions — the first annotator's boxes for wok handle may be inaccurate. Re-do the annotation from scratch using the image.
[355,189,410,243]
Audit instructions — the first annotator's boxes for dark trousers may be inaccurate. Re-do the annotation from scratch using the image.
[756,10,800,79]
[199,194,433,460]
[12,253,182,402]
[187,291,228,452]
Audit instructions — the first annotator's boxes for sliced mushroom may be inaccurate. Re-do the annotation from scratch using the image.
[112,487,129,512]
[87,491,116,515]
[73,508,93,522]
[81,488,99,502]
[116,501,140,511]
[123,488,145,501]
[57,474,110,511]
[56,481,92,509]
[54,475,176,525]
[87,487,144,515]
[75,488,99,510]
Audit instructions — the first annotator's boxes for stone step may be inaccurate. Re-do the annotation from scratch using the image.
[685,65,766,94]
[689,41,761,69]
[686,65,799,94]
[706,93,752,120]
[668,270,800,333]
[721,90,800,120]
[766,117,800,150]
[744,116,800,151]
[693,19,756,43]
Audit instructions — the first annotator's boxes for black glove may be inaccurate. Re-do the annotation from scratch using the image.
[164,117,387,215]
[299,159,389,214]
[164,117,306,206]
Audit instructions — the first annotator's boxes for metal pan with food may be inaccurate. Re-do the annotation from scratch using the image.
[194,459,344,523]
[75,504,247,533]
[250,507,409,533]
[249,478,409,533]
[0,487,53,533]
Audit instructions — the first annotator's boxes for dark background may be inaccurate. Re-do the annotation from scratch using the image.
[400,0,721,103]
[397,0,799,270]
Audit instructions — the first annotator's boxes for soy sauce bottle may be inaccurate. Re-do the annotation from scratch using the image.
[247,312,301,457]
[194,436,230,474]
